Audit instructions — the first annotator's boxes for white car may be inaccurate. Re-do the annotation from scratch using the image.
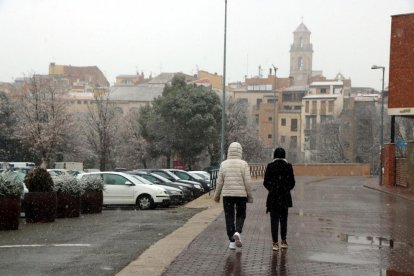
[47,169,71,178]
[77,172,170,210]
[129,174,184,206]
[189,171,211,183]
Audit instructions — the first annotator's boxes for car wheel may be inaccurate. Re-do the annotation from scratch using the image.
[136,195,154,210]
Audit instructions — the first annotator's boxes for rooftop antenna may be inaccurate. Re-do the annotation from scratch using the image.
[246,54,249,77]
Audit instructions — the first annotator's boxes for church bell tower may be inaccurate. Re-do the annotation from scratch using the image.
[289,22,313,86]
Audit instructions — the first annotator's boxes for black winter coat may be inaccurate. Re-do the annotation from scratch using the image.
[263,159,295,213]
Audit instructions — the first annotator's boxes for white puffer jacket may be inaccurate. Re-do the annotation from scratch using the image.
[214,142,253,203]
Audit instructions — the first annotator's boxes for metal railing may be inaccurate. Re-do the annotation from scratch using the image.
[249,163,266,178]
[209,169,219,195]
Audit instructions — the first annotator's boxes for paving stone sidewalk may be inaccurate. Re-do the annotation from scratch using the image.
[162,176,414,276]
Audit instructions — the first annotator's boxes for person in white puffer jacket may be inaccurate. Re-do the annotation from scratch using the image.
[214,142,253,250]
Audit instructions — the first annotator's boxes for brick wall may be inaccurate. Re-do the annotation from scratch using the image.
[383,144,396,186]
[292,163,370,176]
[249,163,370,177]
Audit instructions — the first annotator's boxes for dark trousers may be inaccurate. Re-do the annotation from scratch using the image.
[223,196,247,241]
[270,208,288,243]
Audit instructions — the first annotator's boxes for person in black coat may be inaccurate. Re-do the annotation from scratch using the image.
[263,147,295,251]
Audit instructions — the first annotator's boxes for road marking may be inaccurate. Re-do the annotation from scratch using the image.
[0,244,91,248]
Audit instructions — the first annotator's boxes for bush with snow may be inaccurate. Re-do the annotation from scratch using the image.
[53,175,83,195]
[80,175,105,192]
[0,171,24,197]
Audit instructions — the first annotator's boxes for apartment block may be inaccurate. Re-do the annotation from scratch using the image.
[301,81,344,162]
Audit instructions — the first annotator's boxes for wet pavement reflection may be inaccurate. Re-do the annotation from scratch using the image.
[224,251,244,276]
[270,250,287,276]
[163,177,414,275]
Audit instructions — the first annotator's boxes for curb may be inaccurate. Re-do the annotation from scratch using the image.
[363,184,414,202]
[116,193,222,276]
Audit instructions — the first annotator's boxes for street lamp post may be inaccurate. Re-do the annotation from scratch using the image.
[220,0,228,162]
[271,65,278,151]
[371,65,385,185]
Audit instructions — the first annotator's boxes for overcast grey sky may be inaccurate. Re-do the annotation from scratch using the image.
[0,0,412,90]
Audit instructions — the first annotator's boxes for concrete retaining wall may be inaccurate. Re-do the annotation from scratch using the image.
[249,163,370,177]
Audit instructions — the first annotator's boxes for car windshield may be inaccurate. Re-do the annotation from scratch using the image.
[188,172,203,180]
[150,173,171,183]
[47,170,61,177]
[131,175,153,185]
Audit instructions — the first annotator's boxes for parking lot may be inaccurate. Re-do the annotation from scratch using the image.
[0,206,202,276]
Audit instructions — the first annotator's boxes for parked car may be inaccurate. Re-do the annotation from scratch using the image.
[189,170,211,182]
[67,170,82,176]
[143,169,205,198]
[168,169,210,192]
[127,171,193,202]
[77,172,170,210]
[128,174,184,206]
[47,169,71,178]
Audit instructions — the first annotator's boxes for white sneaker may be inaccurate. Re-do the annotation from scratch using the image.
[233,232,242,247]
[229,242,236,250]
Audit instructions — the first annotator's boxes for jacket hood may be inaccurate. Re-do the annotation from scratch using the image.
[227,142,243,160]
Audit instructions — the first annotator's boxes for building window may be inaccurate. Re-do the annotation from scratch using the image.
[291,119,298,131]
[320,115,334,124]
[294,105,301,110]
[268,134,272,139]
[280,136,285,143]
[321,101,326,114]
[298,57,303,71]
[281,118,286,126]
[320,88,327,94]
[305,115,317,130]
[77,100,81,104]
[268,117,272,121]
[311,101,317,114]
[328,101,334,112]
[310,135,316,150]
[290,136,297,148]
[238,98,248,105]
[282,94,292,101]
[305,101,309,113]
[256,98,262,107]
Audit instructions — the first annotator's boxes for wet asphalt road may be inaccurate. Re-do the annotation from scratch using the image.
[0,206,201,276]
[163,176,414,275]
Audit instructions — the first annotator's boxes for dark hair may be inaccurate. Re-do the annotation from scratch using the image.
[273,147,286,159]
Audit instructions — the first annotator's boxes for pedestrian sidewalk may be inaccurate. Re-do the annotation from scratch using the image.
[116,191,223,276]
[119,176,414,275]
[364,178,414,202]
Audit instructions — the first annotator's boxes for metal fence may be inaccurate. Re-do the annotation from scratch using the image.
[249,163,266,178]
[209,169,219,195]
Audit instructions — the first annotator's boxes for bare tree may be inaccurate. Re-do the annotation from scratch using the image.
[113,110,150,169]
[315,119,348,163]
[226,98,267,162]
[14,75,73,168]
[83,90,118,171]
